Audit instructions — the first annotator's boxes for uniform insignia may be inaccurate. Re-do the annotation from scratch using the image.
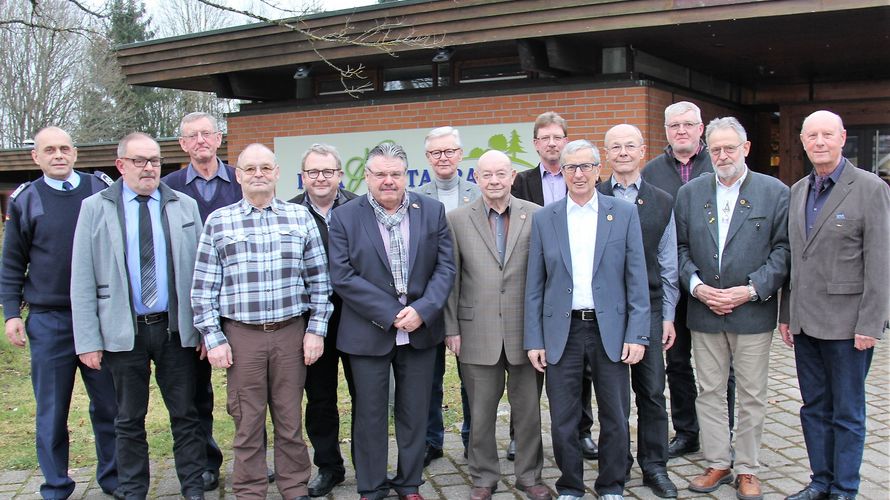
[9,181,31,200]
[94,171,114,186]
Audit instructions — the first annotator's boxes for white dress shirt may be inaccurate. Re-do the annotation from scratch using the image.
[566,192,598,310]
[690,168,748,293]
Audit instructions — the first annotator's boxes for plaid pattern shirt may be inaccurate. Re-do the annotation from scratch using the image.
[192,198,333,349]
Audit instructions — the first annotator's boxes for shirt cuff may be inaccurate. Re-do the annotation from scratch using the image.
[689,274,704,298]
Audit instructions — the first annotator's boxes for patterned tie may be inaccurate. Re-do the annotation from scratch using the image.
[136,195,158,308]
[62,181,73,191]
[813,175,828,196]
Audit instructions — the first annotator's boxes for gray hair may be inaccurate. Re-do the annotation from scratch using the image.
[424,126,461,149]
[664,101,702,125]
[237,143,277,166]
[301,143,342,170]
[180,112,219,136]
[560,139,601,165]
[117,132,157,158]
[366,142,408,171]
[705,117,747,144]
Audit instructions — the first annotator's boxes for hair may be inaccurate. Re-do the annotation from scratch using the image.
[664,101,702,125]
[705,117,747,144]
[424,126,461,149]
[560,139,601,165]
[237,143,277,166]
[366,142,408,171]
[533,111,567,139]
[301,143,342,170]
[117,132,157,158]
[179,112,219,136]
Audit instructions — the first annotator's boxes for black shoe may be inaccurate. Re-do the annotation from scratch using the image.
[201,470,219,491]
[506,440,516,461]
[268,469,276,483]
[786,486,829,500]
[667,436,699,458]
[827,495,855,500]
[186,495,205,500]
[423,445,443,467]
[464,447,468,459]
[308,470,345,497]
[292,496,311,500]
[103,487,126,500]
[580,436,598,460]
[643,472,678,498]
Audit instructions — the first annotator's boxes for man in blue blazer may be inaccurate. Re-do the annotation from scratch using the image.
[525,139,650,500]
[328,142,455,500]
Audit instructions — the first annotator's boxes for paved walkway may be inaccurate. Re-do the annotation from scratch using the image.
[1,340,887,499]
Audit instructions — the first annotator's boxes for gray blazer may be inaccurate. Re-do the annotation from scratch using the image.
[414,177,481,206]
[445,197,540,366]
[675,170,790,334]
[779,161,889,340]
[71,180,203,354]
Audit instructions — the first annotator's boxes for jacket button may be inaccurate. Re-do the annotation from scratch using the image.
[802,255,807,261]
[713,253,718,259]
[567,288,572,293]
[564,312,570,317]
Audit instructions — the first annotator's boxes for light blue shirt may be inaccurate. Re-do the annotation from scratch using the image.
[540,164,566,206]
[43,171,80,191]
[122,183,169,315]
[185,158,230,202]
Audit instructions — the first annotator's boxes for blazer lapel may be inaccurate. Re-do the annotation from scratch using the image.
[503,202,528,265]
[805,162,855,247]
[459,180,474,206]
[702,189,719,247]
[360,197,391,271]
[592,195,613,275]
[530,167,545,206]
[553,200,572,276]
[101,193,128,284]
[468,201,501,263]
[793,181,808,244]
[407,193,422,269]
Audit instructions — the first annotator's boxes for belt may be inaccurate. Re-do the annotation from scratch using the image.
[571,309,597,321]
[228,317,300,333]
[136,312,168,325]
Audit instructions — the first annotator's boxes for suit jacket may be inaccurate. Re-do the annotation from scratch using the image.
[414,177,481,206]
[511,165,546,206]
[329,192,456,356]
[779,160,889,340]
[71,180,203,354]
[524,194,650,363]
[675,171,790,334]
[444,197,540,366]
[641,144,713,199]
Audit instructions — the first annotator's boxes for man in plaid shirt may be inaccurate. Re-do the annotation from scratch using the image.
[191,143,333,500]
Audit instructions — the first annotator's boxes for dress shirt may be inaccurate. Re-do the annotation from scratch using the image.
[376,214,411,345]
[805,158,846,237]
[192,198,333,349]
[484,199,511,264]
[122,184,168,315]
[566,193,598,310]
[184,158,231,202]
[670,143,704,184]
[540,165,567,206]
[304,191,341,226]
[43,170,80,191]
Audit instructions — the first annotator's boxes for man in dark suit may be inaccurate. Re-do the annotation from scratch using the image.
[675,117,789,500]
[597,124,678,498]
[779,111,889,500]
[328,142,456,500]
[525,139,650,500]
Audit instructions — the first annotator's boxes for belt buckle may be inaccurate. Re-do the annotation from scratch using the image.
[581,310,595,321]
[262,322,278,332]
[143,313,164,325]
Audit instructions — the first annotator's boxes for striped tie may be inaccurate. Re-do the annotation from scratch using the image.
[136,195,158,308]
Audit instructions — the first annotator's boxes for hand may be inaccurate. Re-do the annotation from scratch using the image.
[527,349,547,373]
[304,333,325,365]
[662,321,676,351]
[854,334,877,351]
[208,344,233,369]
[79,351,103,370]
[394,306,423,332]
[778,323,794,348]
[694,284,746,315]
[621,343,645,365]
[197,341,207,360]
[5,318,26,347]
[445,335,461,357]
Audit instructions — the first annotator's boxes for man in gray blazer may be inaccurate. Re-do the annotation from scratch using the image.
[71,132,207,500]
[779,111,889,500]
[525,139,649,500]
[445,150,549,500]
[413,125,480,466]
[675,118,789,500]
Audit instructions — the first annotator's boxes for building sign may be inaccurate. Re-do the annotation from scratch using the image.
[273,122,539,200]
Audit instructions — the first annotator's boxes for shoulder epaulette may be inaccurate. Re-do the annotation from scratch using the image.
[94,171,114,186]
[9,181,31,200]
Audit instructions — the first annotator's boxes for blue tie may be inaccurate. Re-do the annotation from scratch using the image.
[62,181,73,191]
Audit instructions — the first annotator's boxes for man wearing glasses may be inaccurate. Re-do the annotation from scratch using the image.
[413,126,480,467]
[525,139,649,500]
[163,111,243,491]
[674,118,789,500]
[288,144,357,497]
[71,132,207,500]
[192,143,332,500]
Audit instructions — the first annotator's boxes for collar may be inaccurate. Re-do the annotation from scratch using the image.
[665,141,705,164]
[809,157,847,185]
[434,174,460,191]
[566,191,599,214]
[43,170,79,191]
[539,163,563,178]
[185,158,229,184]
[483,196,512,216]
[610,175,641,191]
[122,182,160,203]
[715,167,748,191]
[239,196,282,215]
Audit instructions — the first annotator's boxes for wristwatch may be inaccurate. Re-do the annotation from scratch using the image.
[747,280,759,302]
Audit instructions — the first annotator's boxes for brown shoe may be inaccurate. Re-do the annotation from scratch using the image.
[470,486,493,500]
[519,483,552,500]
[735,474,763,500]
[688,467,733,493]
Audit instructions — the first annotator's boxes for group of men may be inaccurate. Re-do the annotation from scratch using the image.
[0,102,885,500]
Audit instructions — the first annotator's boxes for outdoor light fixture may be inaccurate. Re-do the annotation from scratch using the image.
[293,65,311,79]
[432,47,454,63]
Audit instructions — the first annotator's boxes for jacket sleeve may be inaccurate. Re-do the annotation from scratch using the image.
[0,199,29,318]
[523,213,546,350]
[854,179,890,338]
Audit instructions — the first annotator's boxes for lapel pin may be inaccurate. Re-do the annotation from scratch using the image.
[709,217,716,224]
[637,199,644,205]
[607,214,613,221]
[520,214,527,220]
[411,203,419,209]
[463,196,469,203]
[740,199,748,206]
[704,202,711,209]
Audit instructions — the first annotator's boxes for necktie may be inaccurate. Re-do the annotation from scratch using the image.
[62,181,73,191]
[813,175,828,196]
[136,195,158,308]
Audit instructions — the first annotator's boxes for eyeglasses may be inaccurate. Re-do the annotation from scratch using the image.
[607,144,640,155]
[426,148,460,159]
[121,157,163,168]
[181,130,219,142]
[708,143,744,157]
[535,135,566,143]
[303,169,340,179]
[367,169,405,181]
[561,163,598,174]
[477,171,512,180]
[237,165,277,176]
[666,121,701,131]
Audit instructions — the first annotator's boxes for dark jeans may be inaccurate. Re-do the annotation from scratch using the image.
[26,310,118,499]
[427,342,471,449]
[103,320,206,499]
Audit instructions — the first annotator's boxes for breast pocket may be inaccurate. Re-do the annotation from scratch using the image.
[220,234,252,267]
[278,230,305,279]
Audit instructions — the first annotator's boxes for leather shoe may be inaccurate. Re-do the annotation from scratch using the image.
[291,497,310,500]
[104,488,125,500]
[399,494,424,500]
[423,445,443,467]
[470,486,494,500]
[518,483,552,500]
[688,467,733,493]
[201,470,219,491]
[506,439,516,461]
[580,436,598,460]
[827,495,855,500]
[667,436,700,458]
[308,470,344,497]
[735,474,762,500]
[185,496,205,500]
[786,486,829,500]
[643,472,678,498]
